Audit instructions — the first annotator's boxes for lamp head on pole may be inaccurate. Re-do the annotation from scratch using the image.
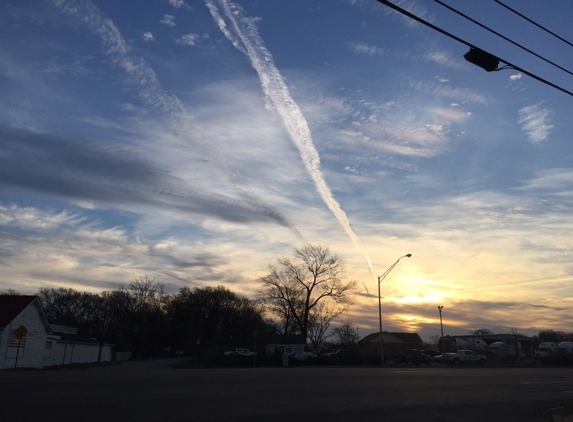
[405,254,412,258]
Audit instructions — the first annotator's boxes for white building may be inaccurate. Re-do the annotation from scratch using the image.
[0,295,112,369]
[0,296,53,369]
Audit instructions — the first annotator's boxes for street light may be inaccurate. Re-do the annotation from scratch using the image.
[378,254,412,365]
[438,306,444,353]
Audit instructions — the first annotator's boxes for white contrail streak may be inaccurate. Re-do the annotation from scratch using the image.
[206,0,374,285]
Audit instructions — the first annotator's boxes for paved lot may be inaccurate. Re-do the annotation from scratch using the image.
[2,362,573,422]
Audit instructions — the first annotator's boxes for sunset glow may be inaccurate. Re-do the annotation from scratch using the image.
[2,0,573,341]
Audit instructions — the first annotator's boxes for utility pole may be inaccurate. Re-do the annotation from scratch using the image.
[438,306,444,353]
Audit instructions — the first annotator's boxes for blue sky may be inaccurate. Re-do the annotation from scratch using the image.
[2,0,573,341]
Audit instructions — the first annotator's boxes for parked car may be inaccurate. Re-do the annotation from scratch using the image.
[325,349,348,358]
[224,348,255,357]
[313,348,334,357]
[436,350,486,365]
[399,349,432,366]
[279,347,315,362]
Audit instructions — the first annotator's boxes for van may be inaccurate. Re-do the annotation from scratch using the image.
[534,342,557,358]
[489,341,503,355]
[558,342,573,353]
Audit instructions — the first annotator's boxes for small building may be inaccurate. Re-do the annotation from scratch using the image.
[0,295,113,369]
[0,296,53,369]
[358,331,424,362]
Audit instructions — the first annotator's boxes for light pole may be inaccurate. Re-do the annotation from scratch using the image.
[438,306,444,353]
[378,254,412,365]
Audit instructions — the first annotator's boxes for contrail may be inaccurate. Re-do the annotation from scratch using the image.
[206,0,374,287]
[51,0,302,240]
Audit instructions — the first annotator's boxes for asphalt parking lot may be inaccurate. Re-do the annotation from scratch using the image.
[1,361,573,422]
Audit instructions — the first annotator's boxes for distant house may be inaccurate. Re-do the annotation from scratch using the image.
[358,331,424,361]
[0,295,113,369]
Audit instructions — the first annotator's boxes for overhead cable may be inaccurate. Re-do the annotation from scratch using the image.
[493,0,573,49]
[434,0,573,78]
[374,0,573,97]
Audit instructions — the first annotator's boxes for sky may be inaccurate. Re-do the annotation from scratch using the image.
[2,0,573,342]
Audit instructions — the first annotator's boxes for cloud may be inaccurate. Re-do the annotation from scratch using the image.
[0,205,82,230]
[422,49,466,70]
[142,32,154,42]
[515,168,573,196]
[50,0,300,236]
[160,14,176,26]
[429,107,471,123]
[332,95,472,159]
[518,103,553,143]
[411,80,488,104]
[0,204,235,293]
[510,73,522,81]
[0,125,292,226]
[347,42,385,56]
[169,0,191,9]
[175,33,200,46]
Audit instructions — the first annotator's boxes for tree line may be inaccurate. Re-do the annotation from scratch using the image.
[2,278,267,358]
[0,245,358,357]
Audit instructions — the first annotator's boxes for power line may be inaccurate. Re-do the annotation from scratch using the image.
[493,0,573,49]
[374,0,573,97]
[434,0,573,78]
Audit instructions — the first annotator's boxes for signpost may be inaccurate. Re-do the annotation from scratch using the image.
[13,325,27,369]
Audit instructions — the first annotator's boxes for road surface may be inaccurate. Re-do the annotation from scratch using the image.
[1,362,573,421]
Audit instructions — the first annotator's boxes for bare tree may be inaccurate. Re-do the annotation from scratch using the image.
[0,289,21,295]
[333,318,358,346]
[257,245,356,342]
[429,335,440,345]
[472,328,493,335]
[306,302,340,349]
[38,287,102,336]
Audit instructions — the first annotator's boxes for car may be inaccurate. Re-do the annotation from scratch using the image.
[224,348,255,357]
[400,349,432,366]
[313,348,334,357]
[324,349,348,358]
[436,350,487,365]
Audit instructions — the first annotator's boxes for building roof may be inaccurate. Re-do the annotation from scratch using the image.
[0,295,38,328]
[444,334,532,343]
[390,332,423,344]
[359,332,423,344]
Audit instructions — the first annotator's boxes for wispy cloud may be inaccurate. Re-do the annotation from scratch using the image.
[518,103,553,143]
[348,42,385,56]
[175,33,199,46]
[412,80,488,104]
[142,32,154,42]
[168,0,191,9]
[160,14,176,26]
[333,95,471,159]
[422,49,466,70]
